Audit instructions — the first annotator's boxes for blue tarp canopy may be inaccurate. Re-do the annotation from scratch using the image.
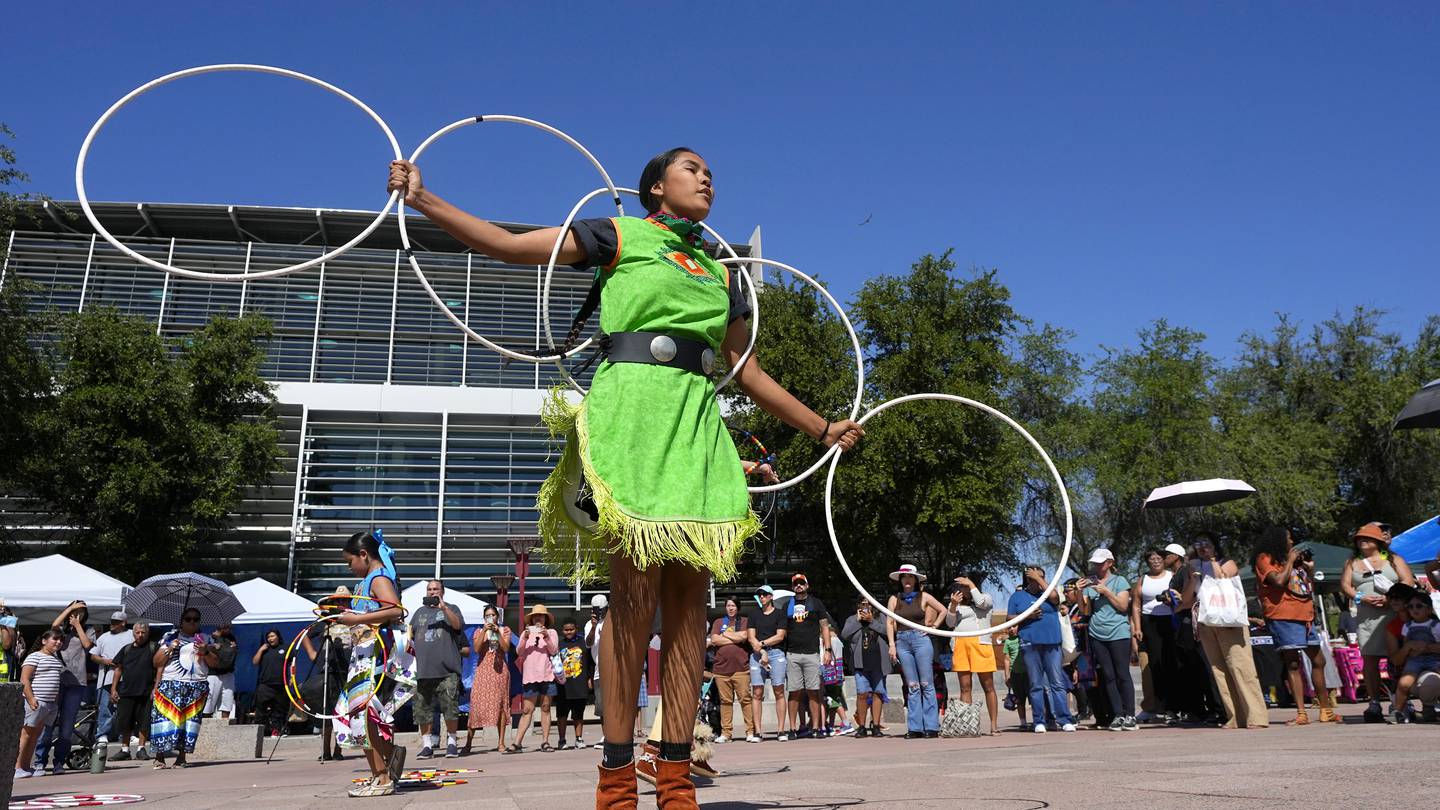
[1391,516,1440,565]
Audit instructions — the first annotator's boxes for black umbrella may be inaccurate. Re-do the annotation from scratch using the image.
[123,572,246,627]
[1394,379,1440,431]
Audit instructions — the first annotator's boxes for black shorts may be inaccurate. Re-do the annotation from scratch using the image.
[556,696,587,723]
[113,694,152,740]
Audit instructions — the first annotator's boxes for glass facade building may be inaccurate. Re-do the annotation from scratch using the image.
[2,201,755,605]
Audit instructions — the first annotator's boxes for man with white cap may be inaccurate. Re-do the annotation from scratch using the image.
[89,611,133,744]
[584,593,609,746]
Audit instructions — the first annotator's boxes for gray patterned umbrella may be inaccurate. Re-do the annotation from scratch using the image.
[1394,379,1440,431]
[122,572,246,626]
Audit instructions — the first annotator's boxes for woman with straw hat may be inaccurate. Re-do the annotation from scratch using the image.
[885,564,947,738]
[1340,522,1417,722]
[508,604,559,752]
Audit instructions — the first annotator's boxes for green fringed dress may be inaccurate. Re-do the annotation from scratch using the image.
[537,214,760,583]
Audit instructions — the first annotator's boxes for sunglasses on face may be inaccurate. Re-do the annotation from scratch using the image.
[182,615,201,623]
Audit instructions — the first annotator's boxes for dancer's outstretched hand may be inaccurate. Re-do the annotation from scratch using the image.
[823,419,864,452]
[387,160,424,204]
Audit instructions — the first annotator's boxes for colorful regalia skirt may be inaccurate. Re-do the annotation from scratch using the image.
[334,622,417,749]
[150,679,208,755]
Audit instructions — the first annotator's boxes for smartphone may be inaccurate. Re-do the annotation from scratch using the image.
[423,596,440,608]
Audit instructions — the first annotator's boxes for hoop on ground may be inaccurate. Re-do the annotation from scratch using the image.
[716,256,864,494]
[538,186,758,394]
[399,115,624,364]
[822,393,1074,638]
[75,64,402,281]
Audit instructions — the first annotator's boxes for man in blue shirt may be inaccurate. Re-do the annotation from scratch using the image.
[1006,565,1075,732]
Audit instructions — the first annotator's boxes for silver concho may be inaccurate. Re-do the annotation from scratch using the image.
[649,335,678,363]
[701,348,716,375]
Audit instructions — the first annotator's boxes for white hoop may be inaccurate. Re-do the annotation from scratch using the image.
[823,393,1074,638]
[399,115,624,364]
[717,257,864,494]
[537,186,759,395]
[75,64,403,281]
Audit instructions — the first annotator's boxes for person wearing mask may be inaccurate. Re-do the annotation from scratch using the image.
[1252,526,1339,725]
[108,622,156,761]
[89,611,132,746]
[556,620,593,749]
[1006,565,1075,733]
[252,628,288,737]
[508,604,559,753]
[1340,521,1418,723]
[409,579,466,759]
[943,575,1000,735]
[31,601,94,775]
[582,594,607,741]
[745,585,788,741]
[884,565,946,738]
[1181,533,1268,729]
[841,598,889,738]
[464,604,513,754]
[150,608,221,768]
[15,630,65,779]
[782,573,834,740]
[204,625,239,720]
[707,597,753,743]
[1131,549,1177,723]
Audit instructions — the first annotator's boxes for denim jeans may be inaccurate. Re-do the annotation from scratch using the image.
[1020,642,1074,727]
[96,686,115,741]
[894,629,939,733]
[33,683,86,771]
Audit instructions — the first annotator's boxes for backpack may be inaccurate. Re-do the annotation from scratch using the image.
[939,698,983,738]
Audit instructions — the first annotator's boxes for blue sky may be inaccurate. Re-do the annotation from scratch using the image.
[5,3,1437,366]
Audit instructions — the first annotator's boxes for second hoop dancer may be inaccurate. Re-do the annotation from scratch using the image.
[388,149,862,808]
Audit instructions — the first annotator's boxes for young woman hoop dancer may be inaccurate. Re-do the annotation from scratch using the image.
[388,149,862,808]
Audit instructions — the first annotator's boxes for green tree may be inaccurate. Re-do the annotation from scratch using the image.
[20,310,281,581]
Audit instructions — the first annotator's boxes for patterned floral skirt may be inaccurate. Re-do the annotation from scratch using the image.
[468,642,510,730]
[150,679,208,755]
[333,622,416,750]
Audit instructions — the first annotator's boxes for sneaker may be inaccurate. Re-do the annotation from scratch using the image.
[835,724,857,736]
[111,751,132,762]
[923,730,939,738]
[904,731,923,739]
[1363,705,1385,723]
[347,778,396,798]
[795,729,813,739]
[136,748,151,761]
[97,735,109,745]
[746,734,761,743]
[575,737,586,748]
[592,740,603,749]
[867,725,884,737]
[1135,711,1153,723]
[777,732,789,742]
[14,768,31,780]
[416,745,433,760]
[1061,723,1077,732]
[713,735,730,744]
[1108,717,1125,731]
[445,742,458,758]
[1123,716,1138,731]
[1033,723,1046,733]
[854,727,869,738]
[1394,709,1413,725]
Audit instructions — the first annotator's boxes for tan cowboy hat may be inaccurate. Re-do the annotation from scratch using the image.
[526,604,554,626]
[889,564,927,583]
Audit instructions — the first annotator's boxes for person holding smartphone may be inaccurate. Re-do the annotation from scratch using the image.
[252,628,288,737]
[409,579,466,759]
[150,608,220,769]
[840,597,890,737]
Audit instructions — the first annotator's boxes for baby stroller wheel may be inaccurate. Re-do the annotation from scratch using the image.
[67,745,93,771]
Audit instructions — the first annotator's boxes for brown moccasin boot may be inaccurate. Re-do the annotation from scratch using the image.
[635,742,660,785]
[595,762,639,810]
[655,758,699,810]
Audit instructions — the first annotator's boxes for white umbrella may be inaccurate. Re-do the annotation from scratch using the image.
[1143,478,1256,510]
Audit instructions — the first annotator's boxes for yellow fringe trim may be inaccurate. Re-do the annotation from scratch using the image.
[537,388,761,585]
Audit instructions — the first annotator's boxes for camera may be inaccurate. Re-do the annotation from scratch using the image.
[423,596,440,608]
[1299,549,1314,563]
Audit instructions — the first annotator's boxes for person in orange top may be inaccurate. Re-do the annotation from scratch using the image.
[1252,527,1338,724]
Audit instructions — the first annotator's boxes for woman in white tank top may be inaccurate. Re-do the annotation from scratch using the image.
[1131,549,1179,721]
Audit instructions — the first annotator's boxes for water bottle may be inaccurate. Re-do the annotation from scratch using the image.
[90,741,107,773]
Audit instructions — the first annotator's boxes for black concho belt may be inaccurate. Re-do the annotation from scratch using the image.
[601,331,717,377]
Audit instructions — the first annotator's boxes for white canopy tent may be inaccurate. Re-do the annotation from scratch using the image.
[231,577,320,624]
[399,581,492,625]
[0,554,132,625]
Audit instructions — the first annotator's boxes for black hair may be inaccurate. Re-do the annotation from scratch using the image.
[264,627,283,643]
[1142,547,1165,563]
[343,530,380,559]
[723,596,742,611]
[29,629,62,657]
[1191,532,1226,559]
[1251,526,1291,571]
[638,146,699,214]
[1386,583,1419,603]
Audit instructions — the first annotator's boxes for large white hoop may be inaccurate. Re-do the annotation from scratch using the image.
[537,187,759,395]
[399,115,624,364]
[75,64,403,281]
[717,257,864,494]
[823,393,1074,637]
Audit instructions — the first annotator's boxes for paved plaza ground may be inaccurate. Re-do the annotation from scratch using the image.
[10,703,1439,809]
